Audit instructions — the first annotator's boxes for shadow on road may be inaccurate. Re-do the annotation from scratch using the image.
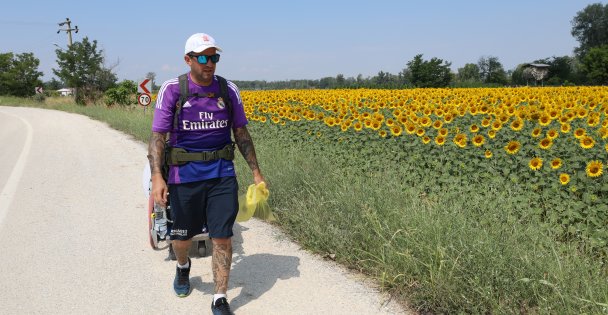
[229,252,301,311]
[191,223,302,311]
[180,223,301,310]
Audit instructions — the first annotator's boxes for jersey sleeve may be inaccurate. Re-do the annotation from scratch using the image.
[152,78,179,133]
[227,80,248,129]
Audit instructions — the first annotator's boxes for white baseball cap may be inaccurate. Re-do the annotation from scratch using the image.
[184,33,222,55]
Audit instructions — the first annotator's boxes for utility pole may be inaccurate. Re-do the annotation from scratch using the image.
[57,18,78,47]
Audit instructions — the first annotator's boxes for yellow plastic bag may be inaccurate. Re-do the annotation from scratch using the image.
[236,182,275,222]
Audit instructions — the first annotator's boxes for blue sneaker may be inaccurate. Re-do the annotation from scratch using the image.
[211,297,234,315]
[173,258,191,297]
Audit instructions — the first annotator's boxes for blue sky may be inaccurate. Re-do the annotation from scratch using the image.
[0,0,603,84]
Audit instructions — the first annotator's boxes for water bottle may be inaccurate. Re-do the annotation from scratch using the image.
[153,203,168,240]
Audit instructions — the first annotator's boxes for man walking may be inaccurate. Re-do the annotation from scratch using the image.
[147,33,265,315]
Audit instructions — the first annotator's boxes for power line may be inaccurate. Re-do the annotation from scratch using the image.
[56,18,78,47]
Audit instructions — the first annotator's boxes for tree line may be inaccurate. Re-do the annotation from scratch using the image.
[1,3,607,104]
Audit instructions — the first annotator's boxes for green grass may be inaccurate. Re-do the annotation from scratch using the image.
[3,96,607,314]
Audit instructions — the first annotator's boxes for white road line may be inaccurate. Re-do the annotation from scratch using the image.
[0,110,34,229]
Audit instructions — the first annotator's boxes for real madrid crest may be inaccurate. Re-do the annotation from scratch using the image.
[217,97,225,109]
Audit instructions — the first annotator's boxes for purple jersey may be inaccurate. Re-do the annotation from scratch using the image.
[152,74,248,184]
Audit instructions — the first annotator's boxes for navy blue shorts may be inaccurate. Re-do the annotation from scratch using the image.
[168,176,239,240]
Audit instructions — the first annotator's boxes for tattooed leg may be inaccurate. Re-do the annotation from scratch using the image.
[212,238,233,294]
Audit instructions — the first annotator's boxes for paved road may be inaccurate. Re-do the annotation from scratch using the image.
[0,106,410,315]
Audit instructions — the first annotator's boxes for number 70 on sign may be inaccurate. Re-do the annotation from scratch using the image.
[138,93,151,106]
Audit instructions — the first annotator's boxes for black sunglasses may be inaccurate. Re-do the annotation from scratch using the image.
[188,53,221,64]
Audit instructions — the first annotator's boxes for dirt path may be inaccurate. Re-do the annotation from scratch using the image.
[0,106,410,314]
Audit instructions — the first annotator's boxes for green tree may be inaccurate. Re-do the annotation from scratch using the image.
[375,70,389,86]
[456,63,481,84]
[104,80,137,106]
[319,76,336,89]
[510,64,528,86]
[0,52,43,97]
[336,74,345,87]
[478,56,507,85]
[53,37,117,104]
[580,45,608,85]
[0,53,14,95]
[457,63,481,81]
[571,3,608,58]
[44,78,63,90]
[404,54,452,88]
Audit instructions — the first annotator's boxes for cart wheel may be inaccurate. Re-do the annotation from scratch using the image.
[168,243,177,261]
[147,194,158,249]
[197,241,207,257]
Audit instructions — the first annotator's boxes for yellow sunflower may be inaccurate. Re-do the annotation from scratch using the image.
[472,135,485,147]
[529,157,543,171]
[586,160,603,177]
[422,136,431,144]
[539,138,553,150]
[353,121,363,132]
[453,134,467,148]
[488,130,497,139]
[550,158,563,169]
[505,140,521,155]
[371,121,381,130]
[390,125,403,137]
[491,121,502,131]
[546,129,559,140]
[510,119,524,131]
[580,136,595,149]
[470,124,480,133]
[434,135,446,146]
[439,128,448,137]
[573,128,586,139]
[405,124,416,135]
[378,130,388,138]
[560,123,571,134]
[484,150,493,158]
[531,128,542,138]
[420,116,431,127]
[577,108,588,118]
[444,114,454,123]
[432,120,443,129]
[538,115,551,126]
[559,173,570,185]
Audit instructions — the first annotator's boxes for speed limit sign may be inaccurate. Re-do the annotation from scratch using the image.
[138,93,151,106]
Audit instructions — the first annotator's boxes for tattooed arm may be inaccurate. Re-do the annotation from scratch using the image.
[147,131,168,205]
[233,126,265,185]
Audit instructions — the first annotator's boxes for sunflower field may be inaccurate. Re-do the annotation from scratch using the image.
[242,86,608,255]
[237,86,608,312]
